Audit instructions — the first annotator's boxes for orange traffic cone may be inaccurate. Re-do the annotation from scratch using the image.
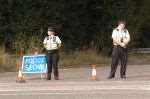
[16,67,25,83]
[91,64,97,80]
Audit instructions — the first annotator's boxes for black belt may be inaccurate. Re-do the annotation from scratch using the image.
[47,49,58,53]
[114,45,125,49]
[114,45,121,47]
[114,45,127,50]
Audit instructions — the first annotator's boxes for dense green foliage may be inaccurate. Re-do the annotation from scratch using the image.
[0,0,150,54]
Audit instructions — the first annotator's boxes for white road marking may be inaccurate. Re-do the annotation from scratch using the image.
[0,90,149,96]
[0,81,149,96]
[0,93,90,96]
[0,85,150,91]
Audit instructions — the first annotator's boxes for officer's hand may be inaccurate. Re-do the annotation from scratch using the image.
[120,43,126,48]
[43,44,47,49]
[57,43,62,48]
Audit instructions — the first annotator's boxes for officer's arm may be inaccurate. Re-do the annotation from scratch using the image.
[43,38,47,49]
[112,30,122,45]
[124,31,130,45]
[43,44,47,49]
[120,33,130,48]
[112,38,122,45]
[56,36,62,48]
[112,32,126,48]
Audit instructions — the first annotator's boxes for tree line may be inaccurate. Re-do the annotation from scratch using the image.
[0,0,149,55]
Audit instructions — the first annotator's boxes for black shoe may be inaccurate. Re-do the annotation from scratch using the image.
[121,75,126,79]
[108,75,115,79]
[47,76,51,80]
[54,77,59,80]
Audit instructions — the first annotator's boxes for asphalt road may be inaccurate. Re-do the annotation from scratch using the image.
[0,65,150,99]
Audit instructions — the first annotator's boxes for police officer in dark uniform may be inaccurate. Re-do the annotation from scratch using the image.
[108,21,130,79]
[43,28,61,80]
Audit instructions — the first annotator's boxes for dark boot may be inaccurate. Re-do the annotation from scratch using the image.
[47,74,51,80]
[108,75,115,79]
[54,76,59,80]
[121,75,126,79]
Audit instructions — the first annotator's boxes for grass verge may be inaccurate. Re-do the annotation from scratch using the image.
[0,49,149,71]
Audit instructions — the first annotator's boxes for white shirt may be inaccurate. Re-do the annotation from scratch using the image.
[112,28,130,46]
[43,35,61,50]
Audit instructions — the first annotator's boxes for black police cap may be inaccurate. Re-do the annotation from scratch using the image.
[48,27,55,32]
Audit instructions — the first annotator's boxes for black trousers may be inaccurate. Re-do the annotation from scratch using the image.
[46,50,59,79]
[110,45,128,77]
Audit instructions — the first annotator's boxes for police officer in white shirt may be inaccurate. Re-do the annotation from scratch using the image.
[43,27,61,80]
[108,20,130,79]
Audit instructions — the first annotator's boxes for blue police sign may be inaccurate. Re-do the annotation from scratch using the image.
[22,54,47,73]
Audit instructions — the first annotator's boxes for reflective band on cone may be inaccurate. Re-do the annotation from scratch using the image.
[91,64,97,80]
[16,67,25,83]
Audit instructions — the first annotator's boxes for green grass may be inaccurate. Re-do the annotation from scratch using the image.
[59,49,111,67]
[0,49,150,72]
[128,53,150,65]
[59,50,150,68]
[0,48,18,72]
